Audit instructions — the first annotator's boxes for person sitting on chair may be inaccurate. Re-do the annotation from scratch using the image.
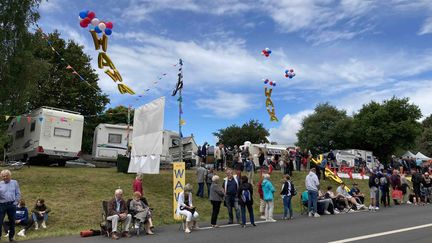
[177,184,199,233]
[31,199,51,230]
[336,182,366,210]
[107,189,132,240]
[129,192,154,235]
[349,183,365,204]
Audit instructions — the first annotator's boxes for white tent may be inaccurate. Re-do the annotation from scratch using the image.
[402,151,416,158]
[415,152,431,161]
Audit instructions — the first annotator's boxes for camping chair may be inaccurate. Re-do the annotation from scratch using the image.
[101,200,125,237]
[300,194,308,215]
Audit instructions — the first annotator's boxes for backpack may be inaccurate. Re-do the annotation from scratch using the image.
[241,189,252,203]
[380,176,388,186]
[245,160,253,172]
[290,182,297,196]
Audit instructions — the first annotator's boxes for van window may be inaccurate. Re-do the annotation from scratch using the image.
[15,129,25,139]
[30,121,36,132]
[54,128,71,138]
[108,133,122,144]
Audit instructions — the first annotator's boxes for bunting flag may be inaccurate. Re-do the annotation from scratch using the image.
[5,116,10,121]
[39,117,44,122]
[16,116,21,123]
[34,25,99,92]
[180,119,186,126]
[26,116,32,123]
[50,117,55,123]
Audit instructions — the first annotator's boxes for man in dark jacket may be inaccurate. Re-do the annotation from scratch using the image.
[368,171,380,211]
[237,176,255,227]
[107,189,132,240]
[223,169,240,224]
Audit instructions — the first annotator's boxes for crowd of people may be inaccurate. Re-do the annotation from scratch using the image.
[0,170,51,242]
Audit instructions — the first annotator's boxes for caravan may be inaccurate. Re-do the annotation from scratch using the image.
[92,124,133,161]
[6,106,84,166]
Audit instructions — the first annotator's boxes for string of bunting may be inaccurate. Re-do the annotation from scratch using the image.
[34,24,99,92]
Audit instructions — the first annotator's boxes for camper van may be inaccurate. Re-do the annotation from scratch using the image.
[92,123,133,161]
[6,106,84,166]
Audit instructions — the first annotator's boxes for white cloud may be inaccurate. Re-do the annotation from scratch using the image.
[418,17,432,35]
[269,109,313,145]
[195,91,255,118]
[39,0,62,13]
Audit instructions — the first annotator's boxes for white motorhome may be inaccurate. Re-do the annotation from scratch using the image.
[6,106,84,166]
[92,123,133,161]
[241,142,295,168]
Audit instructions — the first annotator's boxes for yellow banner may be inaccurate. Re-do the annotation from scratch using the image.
[173,162,185,220]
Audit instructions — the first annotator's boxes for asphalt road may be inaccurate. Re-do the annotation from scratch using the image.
[25,204,432,243]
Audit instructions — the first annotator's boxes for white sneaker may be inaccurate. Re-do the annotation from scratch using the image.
[407,201,412,204]
[185,228,191,234]
[308,212,313,217]
[41,221,47,229]
[260,216,266,220]
[314,213,320,218]
[267,218,277,222]
[375,206,380,210]
[368,205,373,210]
[17,229,26,237]
[334,209,340,214]
[35,222,39,230]
[324,210,331,215]
[5,231,9,238]
[134,223,140,229]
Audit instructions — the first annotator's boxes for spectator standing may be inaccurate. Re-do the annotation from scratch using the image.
[368,170,380,211]
[132,173,143,196]
[257,176,266,219]
[201,142,208,164]
[258,148,265,172]
[328,150,336,168]
[232,145,240,170]
[0,170,21,242]
[262,174,276,222]
[421,172,432,203]
[223,169,240,224]
[238,176,255,227]
[245,157,254,184]
[280,175,294,220]
[206,168,214,198]
[320,156,328,181]
[209,175,224,227]
[400,172,411,204]
[411,169,423,205]
[196,164,207,198]
[379,170,391,207]
[214,144,223,171]
[305,168,320,217]
[295,147,302,171]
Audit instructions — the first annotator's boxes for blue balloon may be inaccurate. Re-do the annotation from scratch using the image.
[268,50,272,54]
[79,10,88,19]
[105,28,112,35]
[95,26,102,33]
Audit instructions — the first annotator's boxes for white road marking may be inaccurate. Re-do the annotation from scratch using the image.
[328,223,432,243]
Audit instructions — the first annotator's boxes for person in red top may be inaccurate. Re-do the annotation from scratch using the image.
[132,173,143,195]
[257,175,265,219]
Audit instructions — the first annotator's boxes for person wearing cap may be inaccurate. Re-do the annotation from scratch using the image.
[349,183,365,204]
[177,184,199,233]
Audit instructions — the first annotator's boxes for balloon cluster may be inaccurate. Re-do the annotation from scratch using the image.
[79,10,114,36]
[285,69,295,79]
[261,48,272,57]
[263,78,276,87]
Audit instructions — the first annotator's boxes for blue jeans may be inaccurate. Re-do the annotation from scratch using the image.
[32,212,49,222]
[196,183,204,198]
[240,204,254,225]
[225,195,240,223]
[0,202,16,240]
[308,190,318,214]
[375,189,380,207]
[283,195,293,218]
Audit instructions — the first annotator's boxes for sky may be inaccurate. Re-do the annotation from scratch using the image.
[37,0,432,147]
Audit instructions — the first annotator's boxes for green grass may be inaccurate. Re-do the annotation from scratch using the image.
[9,167,373,240]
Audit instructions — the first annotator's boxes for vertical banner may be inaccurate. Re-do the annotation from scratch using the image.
[173,162,185,220]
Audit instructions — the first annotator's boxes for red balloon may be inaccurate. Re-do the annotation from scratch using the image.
[79,20,88,28]
[285,74,289,78]
[87,11,96,20]
[105,22,113,29]
[83,17,91,24]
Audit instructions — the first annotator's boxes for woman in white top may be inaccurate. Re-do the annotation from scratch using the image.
[177,184,199,233]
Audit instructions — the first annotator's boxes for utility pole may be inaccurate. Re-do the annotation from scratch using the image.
[178,59,184,163]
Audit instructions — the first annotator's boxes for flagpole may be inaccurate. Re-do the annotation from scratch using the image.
[178,59,184,163]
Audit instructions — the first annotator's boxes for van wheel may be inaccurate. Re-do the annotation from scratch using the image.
[58,161,66,167]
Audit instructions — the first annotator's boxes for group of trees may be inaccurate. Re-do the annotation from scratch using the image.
[296,97,428,161]
[0,0,120,155]
[213,119,269,147]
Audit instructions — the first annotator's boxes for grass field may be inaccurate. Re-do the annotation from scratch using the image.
[8,166,374,240]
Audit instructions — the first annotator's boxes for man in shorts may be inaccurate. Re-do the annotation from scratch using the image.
[368,170,380,211]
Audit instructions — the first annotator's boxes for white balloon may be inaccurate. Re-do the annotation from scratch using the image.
[98,22,106,31]
[91,18,100,26]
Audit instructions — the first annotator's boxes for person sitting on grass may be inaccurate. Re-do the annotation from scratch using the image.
[349,183,365,204]
[31,199,51,230]
[318,190,337,215]
[129,192,154,235]
[3,199,28,238]
[107,189,132,240]
[336,182,366,210]
[326,186,351,212]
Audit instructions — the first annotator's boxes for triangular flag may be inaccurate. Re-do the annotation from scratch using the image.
[5,115,10,121]
[66,65,72,69]
[16,116,21,122]
[38,117,44,123]
[180,119,186,126]
[60,117,66,122]
[27,116,32,123]
[51,46,56,52]
[50,117,55,123]
[70,117,75,122]
[72,71,78,75]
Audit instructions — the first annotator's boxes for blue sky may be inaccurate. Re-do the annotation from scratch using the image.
[37,0,432,146]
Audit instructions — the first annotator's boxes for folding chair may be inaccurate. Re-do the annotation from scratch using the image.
[101,201,112,237]
[300,194,308,215]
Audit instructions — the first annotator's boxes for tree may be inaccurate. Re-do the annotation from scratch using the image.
[213,120,269,147]
[416,114,432,157]
[296,103,353,155]
[352,97,422,161]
